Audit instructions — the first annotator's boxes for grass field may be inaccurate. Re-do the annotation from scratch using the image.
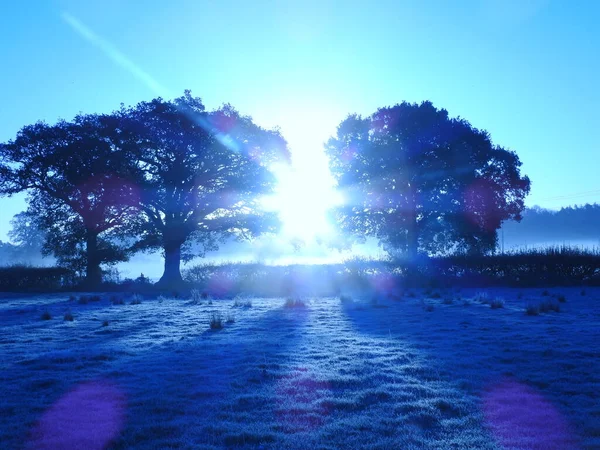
[1,288,598,449]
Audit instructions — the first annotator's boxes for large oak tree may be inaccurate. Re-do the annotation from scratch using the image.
[326,101,531,257]
[117,91,290,286]
[0,114,141,287]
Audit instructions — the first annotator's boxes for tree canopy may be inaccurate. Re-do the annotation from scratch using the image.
[326,101,531,256]
[0,114,141,286]
[115,91,290,286]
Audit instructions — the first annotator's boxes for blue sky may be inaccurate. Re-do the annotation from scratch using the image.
[1,0,599,244]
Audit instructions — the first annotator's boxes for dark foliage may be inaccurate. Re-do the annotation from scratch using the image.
[0,114,141,287]
[115,91,290,287]
[0,266,74,291]
[326,101,530,257]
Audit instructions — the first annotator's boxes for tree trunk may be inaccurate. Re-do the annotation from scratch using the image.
[158,242,184,287]
[85,231,102,288]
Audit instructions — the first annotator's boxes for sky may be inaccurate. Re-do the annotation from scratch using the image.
[1,0,599,266]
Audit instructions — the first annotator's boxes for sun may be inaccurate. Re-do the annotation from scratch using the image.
[259,102,345,243]
[267,164,341,242]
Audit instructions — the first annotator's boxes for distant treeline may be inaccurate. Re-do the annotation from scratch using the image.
[502,204,600,247]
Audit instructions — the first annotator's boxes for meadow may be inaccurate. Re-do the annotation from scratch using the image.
[1,287,598,449]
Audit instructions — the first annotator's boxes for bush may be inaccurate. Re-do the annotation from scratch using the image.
[102,320,109,327]
[130,295,142,305]
[225,314,235,324]
[541,290,551,297]
[41,310,52,320]
[64,311,74,321]
[556,294,567,303]
[442,297,453,305]
[78,295,89,305]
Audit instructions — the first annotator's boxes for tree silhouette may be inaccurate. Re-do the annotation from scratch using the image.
[326,101,530,257]
[117,91,289,286]
[0,114,141,287]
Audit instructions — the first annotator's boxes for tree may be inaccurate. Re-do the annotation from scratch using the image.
[0,114,141,287]
[326,101,531,257]
[117,91,290,286]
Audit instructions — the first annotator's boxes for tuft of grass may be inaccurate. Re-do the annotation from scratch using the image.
[102,320,109,327]
[525,303,540,316]
[209,313,223,330]
[78,295,89,305]
[41,310,52,320]
[190,289,203,303]
[517,292,523,299]
[556,294,567,303]
[462,299,471,306]
[490,298,505,309]
[68,295,76,301]
[130,294,142,305]
[340,294,353,304]
[201,291,209,300]
[442,297,453,305]
[581,289,586,296]
[541,289,551,297]
[406,291,416,298]
[284,297,306,308]
[232,298,252,308]
[89,295,101,302]
[157,295,166,303]
[430,292,442,299]
[225,314,235,324]
[63,311,74,322]
[539,299,560,313]
[424,304,434,312]
[474,292,489,303]
[111,296,125,305]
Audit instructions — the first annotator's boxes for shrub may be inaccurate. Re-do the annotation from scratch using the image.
[225,314,235,324]
[406,291,416,298]
[490,298,505,309]
[430,292,442,299]
[41,310,52,320]
[424,304,434,312]
[130,294,142,305]
[517,292,523,299]
[525,303,539,316]
[442,297,453,305]
[539,299,560,313]
[209,313,223,330]
[89,295,101,302]
[64,311,74,321]
[68,295,76,301]
[541,290,551,297]
[201,291,209,300]
[157,295,166,303]
[285,297,306,308]
[556,294,567,303]
[581,289,586,296]
[102,320,109,327]
[78,295,89,305]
